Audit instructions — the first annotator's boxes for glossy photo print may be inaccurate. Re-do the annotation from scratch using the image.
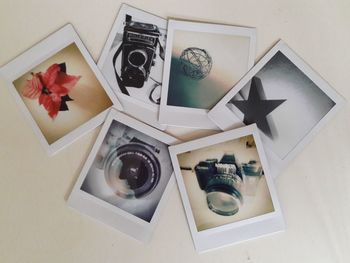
[81,120,173,223]
[177,135,274,231]
[226,52,334,159]
[159,20,256,129]
[169,125,284,252]
[208,41,345,176]
[167,31,250,109]
[98,4,167,129]
[0,24,122,155]
[13,43,113,145]
[68,110,178,242]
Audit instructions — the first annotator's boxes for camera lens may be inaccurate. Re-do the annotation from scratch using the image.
[207,191,241,216]
[128,49,148,67]
[205,174,243,216]
[104,143,160,199]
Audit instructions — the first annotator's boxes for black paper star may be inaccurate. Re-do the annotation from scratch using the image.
[232,76,286,138]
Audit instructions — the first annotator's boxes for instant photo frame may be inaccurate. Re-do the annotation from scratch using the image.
[208,40,345,177]
[98,4,168,130]
[68,109,179,243]
[0,24,122,156]
[169,124,285,252]
[159,20,256,129]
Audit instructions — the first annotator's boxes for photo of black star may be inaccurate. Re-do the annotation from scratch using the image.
[231,76,286,138]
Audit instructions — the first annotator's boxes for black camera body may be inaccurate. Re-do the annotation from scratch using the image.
[194,154,244,216]
[120,15,161,88]
[195,154,243,191]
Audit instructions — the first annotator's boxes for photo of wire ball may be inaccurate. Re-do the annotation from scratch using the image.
[179,47,212,79]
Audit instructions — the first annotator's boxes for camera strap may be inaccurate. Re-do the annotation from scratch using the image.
[157,38,165,60]
[147,39,164,104]
[112,44,130,95]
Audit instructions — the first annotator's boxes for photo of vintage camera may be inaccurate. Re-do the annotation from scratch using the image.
[176,134,275,232]
[195,154,262,216]
[112,14,165,102]
[81,121,173,222]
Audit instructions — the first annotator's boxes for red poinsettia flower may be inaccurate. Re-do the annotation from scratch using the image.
[22,63,81,119]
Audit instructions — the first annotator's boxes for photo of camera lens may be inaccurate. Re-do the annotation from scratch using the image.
[81,120,173,222]
[128,49,147,67]
[104,137,161,199]
[177,135,274,231]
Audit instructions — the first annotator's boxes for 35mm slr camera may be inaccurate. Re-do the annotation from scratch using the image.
[195,154,262,216]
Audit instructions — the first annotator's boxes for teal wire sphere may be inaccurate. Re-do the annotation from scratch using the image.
[179,47,212,79]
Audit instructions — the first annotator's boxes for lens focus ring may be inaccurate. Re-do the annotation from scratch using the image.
[103,143,160,199]
[128,49,148,67]
[205,174,243,216]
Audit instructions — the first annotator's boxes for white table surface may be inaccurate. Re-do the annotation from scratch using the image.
[0,0,349,262]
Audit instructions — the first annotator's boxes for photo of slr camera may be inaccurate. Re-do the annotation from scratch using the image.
[195,154,262,216]
[81,121,173,222]
[112,15,165,103]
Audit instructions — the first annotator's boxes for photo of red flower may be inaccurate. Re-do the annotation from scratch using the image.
[12,42,114,146]
[22,63,81,119]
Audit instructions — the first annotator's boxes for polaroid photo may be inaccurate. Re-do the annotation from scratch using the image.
[208,40,345,177]
[169,124,284,252]
[159,20,256,129]
[68,109,179,242]
[98,4,167,130]
[0,24,122,156]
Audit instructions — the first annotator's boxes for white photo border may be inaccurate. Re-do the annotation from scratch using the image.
[0,24,123,156]
[97,4,167,130]
[208,40,346,177]
[159,19,256,129]
[68,108,179,243]
[169,124,285,253]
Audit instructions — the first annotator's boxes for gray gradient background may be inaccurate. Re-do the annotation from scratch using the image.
[227,51,335,159]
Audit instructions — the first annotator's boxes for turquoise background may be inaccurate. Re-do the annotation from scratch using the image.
[167,56,230,109]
